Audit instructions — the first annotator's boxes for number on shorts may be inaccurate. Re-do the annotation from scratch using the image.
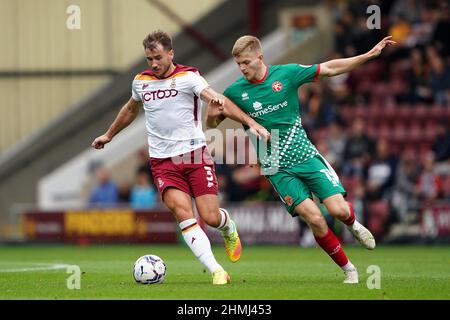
[204,166,213,182]
[319,155,340,187]
[320,168,339,186]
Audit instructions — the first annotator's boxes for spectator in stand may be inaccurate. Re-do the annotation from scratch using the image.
[117,179,131,205]
[397,47,433,104]
[342,118,375,177]
[130,171,158,209]
[302,94,323,133]
[365,139,398,200]
[333,20,353,57]
[302,89,336,134]
[326,120,347,172]
[431,3,450,57]
[349,177,367,226]
[428,49,450,106]
[316,138,338,169]
[136,148,153,179]
[391,148,422,222]
[88,165,119,207]
[388,14,412,46]
[389,0,422,25]
[337,10,358,57]
[415,152,443,201]
[404,7,436,48]
[432,120,450,162]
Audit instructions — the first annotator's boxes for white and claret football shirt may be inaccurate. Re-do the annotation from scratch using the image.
[224,64,321,174]
[132,64,209,158]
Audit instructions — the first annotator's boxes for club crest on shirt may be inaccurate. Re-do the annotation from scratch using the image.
[284,195,293,206]
[158,178,164,188]
[272,81,283,92]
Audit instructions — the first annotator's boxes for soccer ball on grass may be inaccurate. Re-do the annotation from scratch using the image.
[133,254,167,284]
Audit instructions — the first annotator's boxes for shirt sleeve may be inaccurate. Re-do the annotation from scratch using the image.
[223,87,231,99]
[190,71,209,97]
[131,79,141,101]
[291,63,320,86]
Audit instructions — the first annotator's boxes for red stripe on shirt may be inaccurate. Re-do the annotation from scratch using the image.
[194,95,199,126]
[249,64,269,84]
[314,64,321,81]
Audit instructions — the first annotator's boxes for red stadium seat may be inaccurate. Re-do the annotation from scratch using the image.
[408,121,422,143]
[396,104,411,121]
[311,127,328,143]
[354,105,368,119]
[419,142,432,155]
[424,120,437,142]
[391,76,408,95]
[379,104,396,123]
[366,122,377,138]
[441,175,450,197]
[392,123,408,142]
[339,105,352,123]
[388,141,401,154]
[412,104,427,120]
[368,103,382,123]
[341,175,362,199]
[377,123,391,140]
[429,104,446,120]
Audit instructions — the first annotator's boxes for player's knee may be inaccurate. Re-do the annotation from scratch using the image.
[329,202,350,220]
[308,214,327,231]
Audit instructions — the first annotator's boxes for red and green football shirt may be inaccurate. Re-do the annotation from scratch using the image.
[224,64,321,173]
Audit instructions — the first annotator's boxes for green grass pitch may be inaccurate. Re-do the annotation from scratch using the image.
[0,244,449,300]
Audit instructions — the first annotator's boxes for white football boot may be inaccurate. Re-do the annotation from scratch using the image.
[347,220,376,250]
[343,267,359,284]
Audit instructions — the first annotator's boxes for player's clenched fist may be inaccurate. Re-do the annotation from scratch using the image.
[91,134,111,149]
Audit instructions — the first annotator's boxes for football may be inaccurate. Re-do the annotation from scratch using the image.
[133,254,167,284]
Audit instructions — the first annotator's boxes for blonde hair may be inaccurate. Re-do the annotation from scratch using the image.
[232,35,262,57]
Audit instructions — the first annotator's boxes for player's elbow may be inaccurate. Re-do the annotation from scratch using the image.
[328,69,340,77]
[320,64,340,77]
[323,68,339,77]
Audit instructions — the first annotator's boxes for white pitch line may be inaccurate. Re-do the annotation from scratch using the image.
[0,264,70,272]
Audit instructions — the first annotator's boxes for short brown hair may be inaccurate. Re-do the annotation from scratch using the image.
[232,35,262,57]
[143,30,173,51]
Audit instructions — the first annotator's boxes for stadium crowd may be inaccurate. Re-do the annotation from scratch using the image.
[88,0,450,242]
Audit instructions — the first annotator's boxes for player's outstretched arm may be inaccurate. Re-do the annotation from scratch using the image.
[201,87,270,141]
[319,36,396,78]
[91,97,141,149]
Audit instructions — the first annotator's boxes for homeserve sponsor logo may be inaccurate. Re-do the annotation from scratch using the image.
[248,100,288,117]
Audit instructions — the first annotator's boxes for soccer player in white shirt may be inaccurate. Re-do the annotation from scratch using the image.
[91,30,270,285]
